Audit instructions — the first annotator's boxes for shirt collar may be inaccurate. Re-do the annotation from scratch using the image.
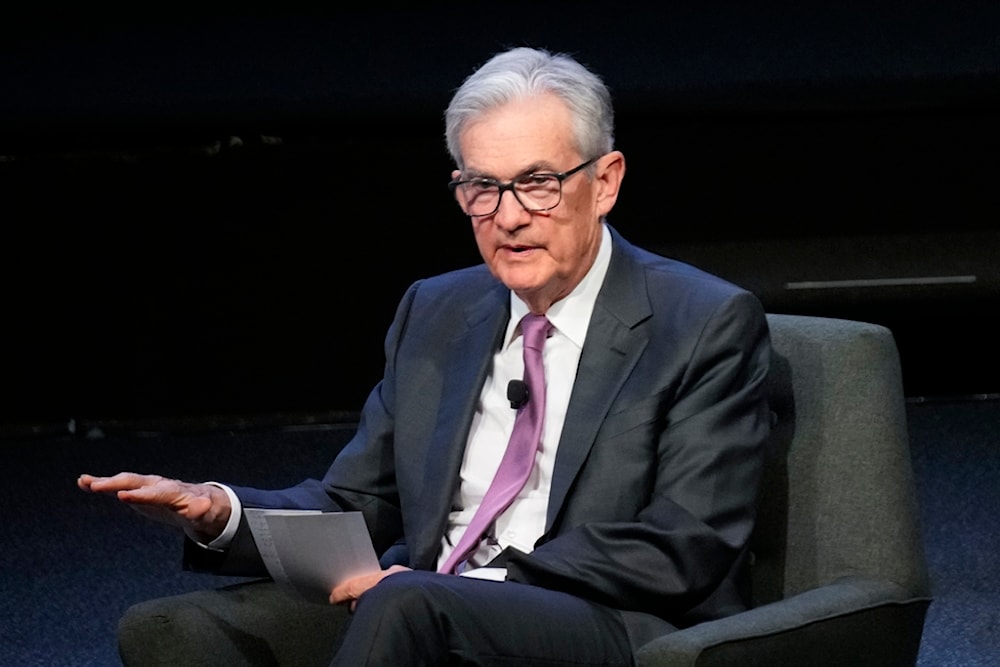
[506,223,612,349]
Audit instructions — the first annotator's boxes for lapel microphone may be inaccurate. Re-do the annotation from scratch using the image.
[507,379,529,409]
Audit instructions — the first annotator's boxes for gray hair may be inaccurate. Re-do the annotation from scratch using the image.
[444,47,615,169]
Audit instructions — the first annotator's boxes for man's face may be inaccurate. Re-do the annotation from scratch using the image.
[454,93,624,313]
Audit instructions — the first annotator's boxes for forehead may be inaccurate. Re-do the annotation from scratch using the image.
[459,93,578,175]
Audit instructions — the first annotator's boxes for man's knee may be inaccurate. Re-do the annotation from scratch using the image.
[118,581,351,667]
[118,595,224,667]
[355,570,460,621]
[334,571,472,665]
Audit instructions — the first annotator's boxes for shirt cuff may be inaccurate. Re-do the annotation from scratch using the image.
[183,482,242,551]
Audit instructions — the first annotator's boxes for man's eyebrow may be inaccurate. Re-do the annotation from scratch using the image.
[459,168,495,180]
[462,162,557,180]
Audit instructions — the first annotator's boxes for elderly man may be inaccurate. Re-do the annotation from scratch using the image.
[81,46,771,665]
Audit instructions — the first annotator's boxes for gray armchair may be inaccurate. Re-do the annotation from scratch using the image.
[118,314,931,666]
[634,314,931,666]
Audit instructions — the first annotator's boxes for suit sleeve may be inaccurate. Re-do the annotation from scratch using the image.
[506,291,771,625]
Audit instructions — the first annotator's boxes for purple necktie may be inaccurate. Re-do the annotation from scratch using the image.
[439,313,553,575]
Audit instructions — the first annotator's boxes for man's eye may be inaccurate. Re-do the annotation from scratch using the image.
[467,180,496,192]
[518,174,557,191]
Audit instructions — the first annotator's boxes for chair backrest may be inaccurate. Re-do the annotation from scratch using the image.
[751,314,930,605]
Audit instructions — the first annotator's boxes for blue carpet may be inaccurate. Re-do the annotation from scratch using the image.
[909,399,1000,666]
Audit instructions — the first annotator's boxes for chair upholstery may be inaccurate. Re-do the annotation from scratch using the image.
[118,314,931,666]
[635,313,931,666]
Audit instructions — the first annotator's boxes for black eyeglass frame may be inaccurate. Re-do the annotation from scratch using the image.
[448,156,599,217]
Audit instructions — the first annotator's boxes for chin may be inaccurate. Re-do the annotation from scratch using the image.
[495,269,542,292]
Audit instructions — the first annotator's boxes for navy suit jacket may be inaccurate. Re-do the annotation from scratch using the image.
[195,226,771,629]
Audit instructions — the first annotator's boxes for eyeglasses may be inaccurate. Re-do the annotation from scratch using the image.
[449,157,598,217]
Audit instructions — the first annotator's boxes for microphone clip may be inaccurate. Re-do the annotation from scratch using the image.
[507,379,529,409]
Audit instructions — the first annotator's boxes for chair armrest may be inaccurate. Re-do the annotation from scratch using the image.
[635,576,931,667]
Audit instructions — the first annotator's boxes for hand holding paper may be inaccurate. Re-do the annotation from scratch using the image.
[244,509,381,605]
[329,564,412,610]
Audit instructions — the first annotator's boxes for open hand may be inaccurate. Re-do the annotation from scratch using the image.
[78,472,232,542]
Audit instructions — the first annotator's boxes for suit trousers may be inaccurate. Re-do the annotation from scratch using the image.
[331,570,637,666]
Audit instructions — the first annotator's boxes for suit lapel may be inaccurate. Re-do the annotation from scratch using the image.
[412,283,509,568]
[546,232,653,529]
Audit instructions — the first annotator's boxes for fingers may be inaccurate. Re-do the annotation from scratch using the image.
[81,473,193,514]
[79,473,199,513]
[121,479,224,523]
[329,570,383,605]
[329,565,411,607]
[78,472,164,494]
[78,472,232,539]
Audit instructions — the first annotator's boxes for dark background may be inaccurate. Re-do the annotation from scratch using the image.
[3,3,999,432]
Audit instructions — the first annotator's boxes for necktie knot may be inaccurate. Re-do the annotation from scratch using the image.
[520,314,552,353]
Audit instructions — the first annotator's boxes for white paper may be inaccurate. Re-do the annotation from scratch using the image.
[244,509,380,605]
[458,566,506,581]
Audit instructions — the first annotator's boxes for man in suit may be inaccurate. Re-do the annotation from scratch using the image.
[80,47,771,665]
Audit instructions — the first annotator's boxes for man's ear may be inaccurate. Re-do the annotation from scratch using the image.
[594,151,626,218]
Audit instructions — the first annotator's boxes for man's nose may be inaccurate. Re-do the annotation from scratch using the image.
[493,189,530,230]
